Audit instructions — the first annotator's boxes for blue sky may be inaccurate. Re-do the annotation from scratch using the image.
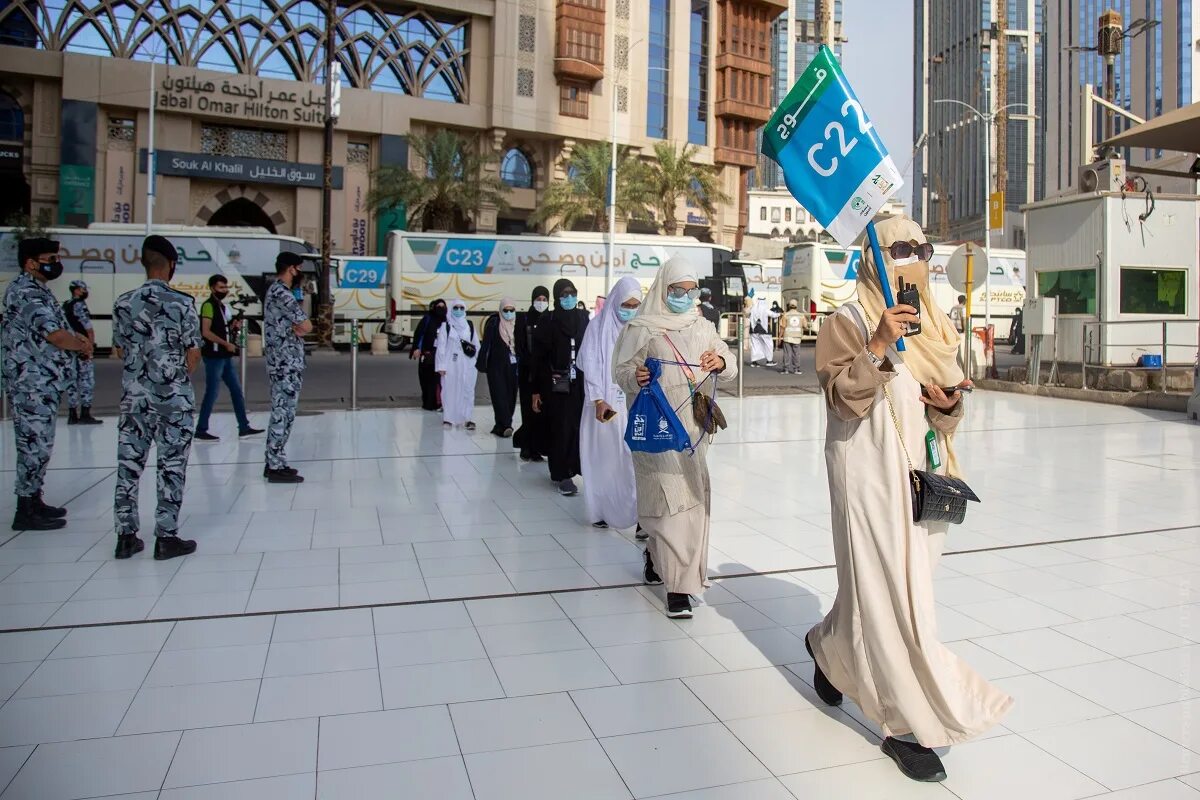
[842,1,915,207]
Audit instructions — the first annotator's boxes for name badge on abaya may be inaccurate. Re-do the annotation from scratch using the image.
[509,352,518,365]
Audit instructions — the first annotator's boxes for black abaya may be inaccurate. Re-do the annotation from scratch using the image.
[412,304,446,411]
[513,288,551,459]
[531,279,590,483]
[480,314,518,435]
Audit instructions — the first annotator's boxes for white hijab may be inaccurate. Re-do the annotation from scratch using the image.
[578,276,641,385]
[446,297,471,339]
[613,256,706,367]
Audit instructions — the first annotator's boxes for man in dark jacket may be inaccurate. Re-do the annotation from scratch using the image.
[195,275,262,441]
[63,280,102,425]
[699,288,722,331]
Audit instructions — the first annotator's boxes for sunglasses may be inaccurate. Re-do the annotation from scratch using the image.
[888,241,934,262]
[37,256,61,265]
[559,292,578,299]
[667,287,701,301]
[501,307,516,313]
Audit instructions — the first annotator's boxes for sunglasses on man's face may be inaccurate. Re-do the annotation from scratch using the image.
[888,241,934,263]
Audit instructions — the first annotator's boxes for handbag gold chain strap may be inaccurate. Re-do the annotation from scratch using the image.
[855,304,916,474]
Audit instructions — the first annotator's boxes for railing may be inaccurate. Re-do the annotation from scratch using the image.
[719,312,745,397]
[1080,319,1200,390]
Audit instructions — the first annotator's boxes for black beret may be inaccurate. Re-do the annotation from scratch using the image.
[142,235,178,264]
[17,237,59,265]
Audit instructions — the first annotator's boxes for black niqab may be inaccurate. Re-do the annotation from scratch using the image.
[551,279,588,341]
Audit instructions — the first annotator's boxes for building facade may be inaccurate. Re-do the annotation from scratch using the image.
[0,0,784,255]
[1043,0,1198,198]
[912,0,1046,248]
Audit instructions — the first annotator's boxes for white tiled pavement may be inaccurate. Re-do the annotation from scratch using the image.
[0,392,1198,798]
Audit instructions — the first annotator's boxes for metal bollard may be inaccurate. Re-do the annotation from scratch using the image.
[350,321,359,411]
[737,313,745,399]
[239,322,247,394]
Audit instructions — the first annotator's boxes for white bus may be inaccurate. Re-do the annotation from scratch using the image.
[0,223,314,348]
[384,231,748,345]
[781,242,1026,339]
[330,255,388,345]
[741,258,783,308]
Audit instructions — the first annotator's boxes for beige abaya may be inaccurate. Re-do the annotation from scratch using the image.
[808,216,1012,748]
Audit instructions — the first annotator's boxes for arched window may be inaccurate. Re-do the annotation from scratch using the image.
[0,91,22,142]
[500,148,534,188]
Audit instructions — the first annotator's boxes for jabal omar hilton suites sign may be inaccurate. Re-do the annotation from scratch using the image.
[156,73,329,127]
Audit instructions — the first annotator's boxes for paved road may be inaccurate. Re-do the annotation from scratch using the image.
[60,343,1025,415]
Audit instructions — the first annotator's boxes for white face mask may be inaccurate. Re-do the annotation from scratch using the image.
[533,300,549,313]
[891,255,919,268]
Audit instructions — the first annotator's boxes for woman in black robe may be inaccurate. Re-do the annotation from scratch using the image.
[478,298,519,437]
[410,299,447,411]
[513,286,551,461]
[532,279,589,496]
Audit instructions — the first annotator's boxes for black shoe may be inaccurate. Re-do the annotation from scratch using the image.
[262,465,299,477]
[666,592,693,619]
[67,408,79,425]
[643,549,664,586]
[265,467,304,483]
[114,534,145,559]
[466,421,477,431]
[79,407,102,425]
[519,451,532,462]
[11,496,66,531]
[195,431,219,441]
[154,535,197,560]
[558,479,578,496]
[239,427,264,437]
[592,520,608,529]
[502,427,514,438]
[33,492,67,519]
[530,454,545,463]
[805,632,844,706]
[881,737,947,783]
[635,524,648,541]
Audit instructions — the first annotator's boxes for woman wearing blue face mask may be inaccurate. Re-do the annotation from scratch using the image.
[514,287,551,462]
[577,276,642,532]
[613,257,737,619]
[434,298,479,430]
[478,297,520,437]
[531,279,589,496]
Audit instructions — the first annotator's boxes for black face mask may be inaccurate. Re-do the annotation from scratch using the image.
[168,264,177,281]
[212,290,228,301]
[79,291,89,301]
[37,260,63,281]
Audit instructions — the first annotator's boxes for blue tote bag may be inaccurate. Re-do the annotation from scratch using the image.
[624,359,694,454]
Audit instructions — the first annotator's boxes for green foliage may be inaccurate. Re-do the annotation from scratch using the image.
[643,142,729,235]
[532,142,651,232]
[366,130,508,232]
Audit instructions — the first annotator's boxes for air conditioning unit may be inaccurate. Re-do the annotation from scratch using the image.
[1078,157,1126,193]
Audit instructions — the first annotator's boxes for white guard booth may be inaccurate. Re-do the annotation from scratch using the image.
[1023,192,1199,372]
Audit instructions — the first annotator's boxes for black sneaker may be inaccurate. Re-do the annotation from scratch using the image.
[33,492,67,519]
[635,524,648,541]
[264,467,304,484]
[643,549,664,586]
[666,592,693,619]
[592,520,608,529]
[153,535,197,560]
[114,534,145,559]
[881,737,947,783]
[239,427,264,437]
[558,479,578,496]
[805,632,844,706]
[195,431,219,441]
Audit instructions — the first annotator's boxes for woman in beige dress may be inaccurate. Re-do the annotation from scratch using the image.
[613,257,737,619]
[805,216,1012,782]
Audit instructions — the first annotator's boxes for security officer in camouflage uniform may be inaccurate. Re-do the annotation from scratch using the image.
[112,235,201,560]
[3,238,93,531]
[263,251,312,483]
[63,279,102,425]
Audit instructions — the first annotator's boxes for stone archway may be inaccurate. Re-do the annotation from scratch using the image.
[195,184,287,231]
[208,197,277,232]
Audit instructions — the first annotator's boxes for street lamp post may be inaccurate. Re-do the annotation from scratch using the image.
[606,36,646,295]
[934,91,1029,331]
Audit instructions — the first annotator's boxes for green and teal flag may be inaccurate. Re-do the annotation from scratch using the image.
[762,46,901,248]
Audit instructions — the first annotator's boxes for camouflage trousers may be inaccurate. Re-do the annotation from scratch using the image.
[265,369,304,470]
[67,354,95,408]
[10,390,61,497]
[114,401,195,537]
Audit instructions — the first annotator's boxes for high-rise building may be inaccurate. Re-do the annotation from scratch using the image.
[754,0,847,193]
[1044,1,1198,198]
[913,0,1046,248]
[0,0,784,247]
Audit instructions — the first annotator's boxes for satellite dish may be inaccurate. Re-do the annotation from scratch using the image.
[945,243,982,293]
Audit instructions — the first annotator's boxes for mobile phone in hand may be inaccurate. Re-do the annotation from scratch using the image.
[922,385,973,397]
[601,409,617,422]
[896,281,921,336]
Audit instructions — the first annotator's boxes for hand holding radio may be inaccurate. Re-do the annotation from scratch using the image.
[896,280,922,336]
[869,303,919,357]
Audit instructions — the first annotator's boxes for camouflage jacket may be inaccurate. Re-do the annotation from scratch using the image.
[113,279,201,409]
[2,273,71,394]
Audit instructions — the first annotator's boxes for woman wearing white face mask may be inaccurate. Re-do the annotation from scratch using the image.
[613,258,737,619]
[577,276,641,532]
[434,298,479,431]
[478,297,519,437]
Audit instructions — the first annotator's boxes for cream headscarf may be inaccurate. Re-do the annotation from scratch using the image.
[613,256,705,367]
[498,296,517,350]
[859,215,966,473]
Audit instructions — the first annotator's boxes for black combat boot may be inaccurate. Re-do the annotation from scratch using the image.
[67,408,79,425]
[154,535,197,560]
[12,496,66,531]
[33,492,67,519]
[114,534,145,559]
[78,406,103,425]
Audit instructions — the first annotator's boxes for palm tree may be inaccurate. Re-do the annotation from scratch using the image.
[366,130,508,232]
[533,142,651,232]
[644,142,729,235]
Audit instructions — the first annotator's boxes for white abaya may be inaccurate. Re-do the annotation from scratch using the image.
[748,299,775,363]
[578,277,640,529]
[435,314,479,426]
[809,304,1012,748]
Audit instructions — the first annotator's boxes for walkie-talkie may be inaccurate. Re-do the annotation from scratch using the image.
[896,280,922,336]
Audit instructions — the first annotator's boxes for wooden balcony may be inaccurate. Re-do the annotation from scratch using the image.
[554,1,605,84]
[715,98,772,125]
[714,145,757,168]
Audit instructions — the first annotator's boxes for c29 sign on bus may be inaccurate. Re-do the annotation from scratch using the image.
[761,46,902,248]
